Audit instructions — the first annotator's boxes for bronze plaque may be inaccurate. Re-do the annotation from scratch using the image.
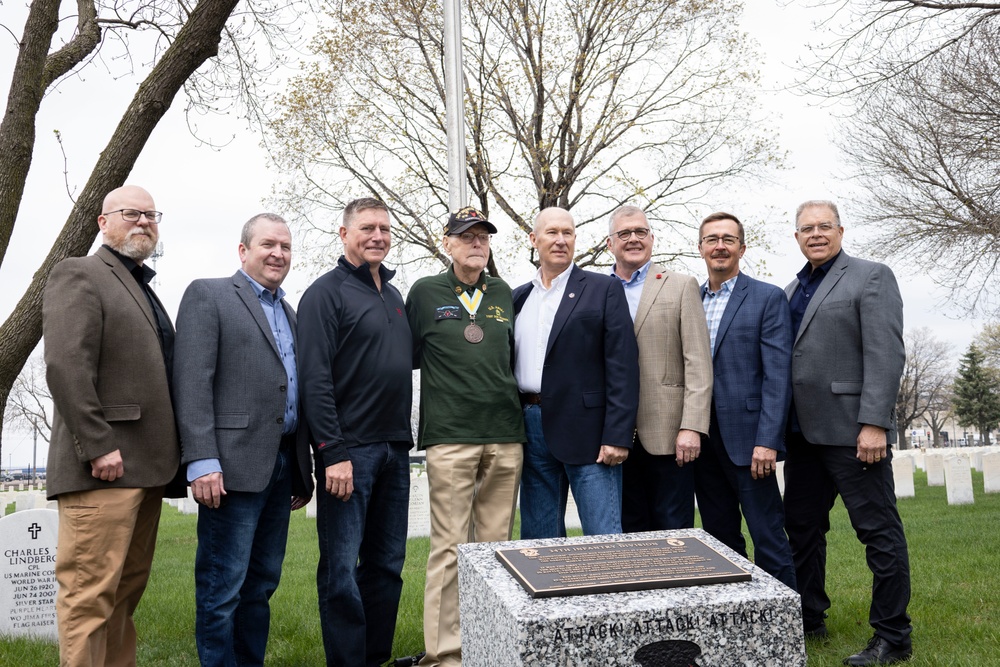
[495,537,751,598]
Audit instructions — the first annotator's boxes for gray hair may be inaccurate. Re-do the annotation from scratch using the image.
[343,198,388,227]
[795,200,841,228]
[608,205,647,235]
[241,213,288,246]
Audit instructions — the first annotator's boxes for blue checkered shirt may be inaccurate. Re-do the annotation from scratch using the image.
[702,274,738,355]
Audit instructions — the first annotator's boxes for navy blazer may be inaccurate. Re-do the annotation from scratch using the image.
[513,265,640,465]
[710,273,793,466]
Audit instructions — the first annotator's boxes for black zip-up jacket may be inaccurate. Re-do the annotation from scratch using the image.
[297,256,413,468]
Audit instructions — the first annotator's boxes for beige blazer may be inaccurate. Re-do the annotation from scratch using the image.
[43,246,180,498]
[633,264,713,455]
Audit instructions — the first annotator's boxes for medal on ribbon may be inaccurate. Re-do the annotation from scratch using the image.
[458,288,484,343]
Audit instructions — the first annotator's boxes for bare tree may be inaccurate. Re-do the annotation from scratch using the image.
[973,321,1000,369]
[267,0,781,274]
[836,23,1000,312]
[3,355,52,444]
[922,385,953,447]
[895,327,953,449]
[0,0,308,455]
[800,0,1000,100]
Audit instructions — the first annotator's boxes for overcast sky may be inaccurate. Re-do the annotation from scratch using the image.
[0,0,984,467]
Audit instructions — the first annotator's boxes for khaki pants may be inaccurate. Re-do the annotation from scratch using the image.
[56,486,164,667]
[420,444,523,667]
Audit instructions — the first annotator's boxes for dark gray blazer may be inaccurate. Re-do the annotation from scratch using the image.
[173,272,313,497]
[784,251,905,447]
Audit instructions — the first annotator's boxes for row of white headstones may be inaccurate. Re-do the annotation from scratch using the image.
[5,445,999,530]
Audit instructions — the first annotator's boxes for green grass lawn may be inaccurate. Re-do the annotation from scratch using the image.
[3,470,999,665]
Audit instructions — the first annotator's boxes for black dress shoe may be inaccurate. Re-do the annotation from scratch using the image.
[843,635,912,665]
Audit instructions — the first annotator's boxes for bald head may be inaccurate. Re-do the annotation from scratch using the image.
[102,185,154,214]
[533,207,574,233]
[98,185,159,263]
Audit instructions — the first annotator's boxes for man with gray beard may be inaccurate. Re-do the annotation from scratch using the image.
[43,185,182,667]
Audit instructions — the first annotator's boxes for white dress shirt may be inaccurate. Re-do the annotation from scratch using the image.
[514,266,573,393]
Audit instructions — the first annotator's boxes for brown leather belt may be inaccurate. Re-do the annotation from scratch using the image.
[519,392,542,406]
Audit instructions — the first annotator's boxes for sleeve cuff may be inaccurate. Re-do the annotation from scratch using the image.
[186,458,223,483]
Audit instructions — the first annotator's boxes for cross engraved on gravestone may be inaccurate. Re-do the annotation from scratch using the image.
[28,522,42,538]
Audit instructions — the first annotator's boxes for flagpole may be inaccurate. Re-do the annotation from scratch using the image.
[443,0,467,212]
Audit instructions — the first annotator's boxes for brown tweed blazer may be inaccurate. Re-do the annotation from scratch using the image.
[43,246,180,498]
[633,264,713,455]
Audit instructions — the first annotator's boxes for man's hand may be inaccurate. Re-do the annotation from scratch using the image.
[597,445,629,467]
[325,460,354,501]
[675,429,701,467]
[857,424,888,464]
[191,472,227,508]
[90,449,124,481]
[750,446,778,480]
[291,496,310,511]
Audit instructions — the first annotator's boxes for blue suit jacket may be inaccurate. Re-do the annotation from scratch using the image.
[710,273,793,466]
[513,265,640,465]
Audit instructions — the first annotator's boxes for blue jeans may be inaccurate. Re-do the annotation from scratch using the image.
[195,449,292,667]
[317,441,410,667]
[519,405,622,538]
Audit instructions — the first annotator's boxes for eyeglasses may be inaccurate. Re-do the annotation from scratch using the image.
[452,232,491,244]
[796,222,838,235]
[613,228,649,241]
[103,209,163,224]
[701,235,741,247]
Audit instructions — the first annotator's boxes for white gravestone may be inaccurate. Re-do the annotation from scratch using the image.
[944,455,975,505]
[891,455,915,499]
[178,498,200,515]
[407,470,431,538]
[0,508,59,640]
[564,492,583,531]
[970,449,984,472]
[15,492,40,513]
[305,495,318,519]
[982,452,1000,494]
[924,454,945,487]
[775,461,786,496]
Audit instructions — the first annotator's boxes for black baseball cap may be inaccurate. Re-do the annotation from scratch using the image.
[445,207,498,235]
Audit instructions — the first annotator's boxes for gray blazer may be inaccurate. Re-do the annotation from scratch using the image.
[784,251,905,447]
[43,246,180,498]
[173,272,313,497]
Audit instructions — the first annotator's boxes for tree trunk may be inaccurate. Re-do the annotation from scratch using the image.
[0,0,242,452]
[0,0,62,268]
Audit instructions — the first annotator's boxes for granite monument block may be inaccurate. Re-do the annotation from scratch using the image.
[458,529,806,667]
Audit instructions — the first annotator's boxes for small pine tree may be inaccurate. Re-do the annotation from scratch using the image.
[951,345,1000,446]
